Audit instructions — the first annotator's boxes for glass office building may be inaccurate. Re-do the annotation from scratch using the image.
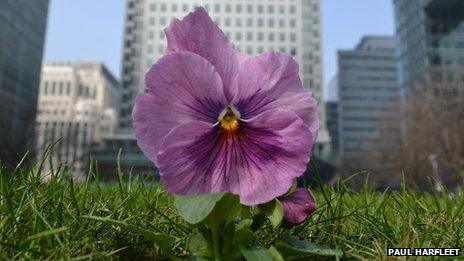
[0,0,49,167]
[394,0,464,93]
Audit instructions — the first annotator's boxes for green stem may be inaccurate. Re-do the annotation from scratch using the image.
[212,227,222,261]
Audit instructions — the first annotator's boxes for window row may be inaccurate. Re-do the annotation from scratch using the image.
[148,16,297,28]
[41,81,98,98]
[149,3,297,15]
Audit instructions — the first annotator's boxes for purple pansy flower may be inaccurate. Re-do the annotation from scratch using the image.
[132,7,319,205]
[279,188,316,228]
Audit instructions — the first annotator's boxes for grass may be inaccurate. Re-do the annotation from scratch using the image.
[0,155,463,260]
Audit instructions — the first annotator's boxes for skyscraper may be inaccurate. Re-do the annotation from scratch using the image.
[35,62,120,178]
[394,0,464,93]
[0,0,49,167]
[119,0,330,159]
[326,76,339,159]
[337,36,400,172]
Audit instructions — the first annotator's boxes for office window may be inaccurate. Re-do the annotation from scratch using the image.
[290,33,296,41]
[268,19,274,27]
[247,4,253,13]
[289,6,296,14]
[215,4,221,12]
[279,33,285,41]
[149,17,155,25]
[161,3,167,11]
[159,31,164,39]
[59,82,63,95]
[225,18,231,26]
[236,18,242,27]
[289,19,296,27]
[172,4,177,12]
[226,4,231,12]
[279,19,285,27]
[204,4,210,11]
[268,5,274,13]
[51,82,56,94]
[236,32,242,41]
[160,17,166,25]
[257,18,264,27]
[268,33,275,41]
[183,3,188,12]
[44,81,48,94]
[247,32,253,41]
[150,3,156,11]
[257,46,264,53]
[258,32,264,41]
[147,45,154,54]
[247,18,253,27]
[236,5,242,12]
[148,31,154,39]
[279,47,286,52]
[257,5,264,13]
[279,5,285,14]
[246,46,253,54]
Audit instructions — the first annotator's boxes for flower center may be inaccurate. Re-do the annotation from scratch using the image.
[219,106,239,132]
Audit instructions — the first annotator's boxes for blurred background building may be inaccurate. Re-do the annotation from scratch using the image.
[0,0,49,167]
[394,0,464,94]
[325,76,339,162]
[117,0,330,161]
[35,61,120,178]
[335,36,400,175]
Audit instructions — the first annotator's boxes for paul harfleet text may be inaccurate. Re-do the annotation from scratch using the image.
[387,248,461,256]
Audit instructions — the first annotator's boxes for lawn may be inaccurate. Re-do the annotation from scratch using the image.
[0,159,463,260]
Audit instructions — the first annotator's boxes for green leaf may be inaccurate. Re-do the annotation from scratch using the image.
[205,193,241,228]
[233,228,254,246]
[173,193,228,224]
[83,215,176,258]
[250,213,266,231]
[186,233,213,260]
[268,246,284,261]
[239,246,273,261]
[174,193,240,226]
[236,219,253,231]
[276,234,343,258]
[259,199,284,228]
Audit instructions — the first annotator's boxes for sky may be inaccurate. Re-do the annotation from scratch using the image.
[44,0,394,98]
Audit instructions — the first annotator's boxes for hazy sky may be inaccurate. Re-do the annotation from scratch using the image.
[44,0,394,97]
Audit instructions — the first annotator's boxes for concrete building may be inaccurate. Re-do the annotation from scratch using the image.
[326,76,339,159]
[0,0,49,167]
[35,62,120,178]
[394,0,464,93]
[337,36,400,172]
[119,0,330,159]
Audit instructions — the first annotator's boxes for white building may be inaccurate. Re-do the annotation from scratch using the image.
[119,0,330,159]
[35,62,120,178]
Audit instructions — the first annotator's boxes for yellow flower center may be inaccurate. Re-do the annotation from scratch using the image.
[220,106,239,132]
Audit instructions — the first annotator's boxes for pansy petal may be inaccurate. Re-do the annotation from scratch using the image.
[133,52,227,164]
[156,109,313,205]
[228,109,314,205]
[232,51,319,141]
[279,188,316,228]
[165,7,238,101]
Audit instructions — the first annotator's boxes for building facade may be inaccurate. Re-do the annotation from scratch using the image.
[326,76,339,160]
[394,0,464,93]
[35,62,120,178]
[337,36,400,172]
[0,0,49,167]
[119,0,330,159]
